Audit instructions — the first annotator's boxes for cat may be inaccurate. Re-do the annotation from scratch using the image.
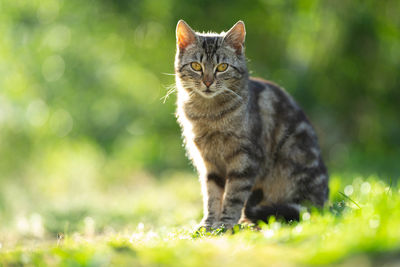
[174,20,329,230]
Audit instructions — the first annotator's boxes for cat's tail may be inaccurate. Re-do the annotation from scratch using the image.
[244,203,301,223]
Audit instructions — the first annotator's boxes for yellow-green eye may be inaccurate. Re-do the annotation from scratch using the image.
[191,62,202,71]
[216,63,228,72]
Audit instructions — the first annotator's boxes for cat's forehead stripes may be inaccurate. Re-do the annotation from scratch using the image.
[201,36,222,59]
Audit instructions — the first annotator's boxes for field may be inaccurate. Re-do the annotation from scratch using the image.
[1,0,400,266]
[1,172,399,266]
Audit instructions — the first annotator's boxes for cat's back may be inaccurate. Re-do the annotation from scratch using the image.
[247,77,304,133]
[247,77,320,157]
[248,77,300,117]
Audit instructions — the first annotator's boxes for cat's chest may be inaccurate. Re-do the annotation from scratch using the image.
[192,124,244,165]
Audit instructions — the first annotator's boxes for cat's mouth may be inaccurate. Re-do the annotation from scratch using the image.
[194,88,219,99]
[200,89,217,98]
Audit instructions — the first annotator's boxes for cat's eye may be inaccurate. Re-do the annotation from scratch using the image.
[191,62,202,71]
[216,63,228,72]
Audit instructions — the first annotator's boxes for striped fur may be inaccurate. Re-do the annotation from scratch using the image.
[174,20,329,229]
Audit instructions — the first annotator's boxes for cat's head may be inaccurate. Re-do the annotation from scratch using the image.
[175,20,248,99]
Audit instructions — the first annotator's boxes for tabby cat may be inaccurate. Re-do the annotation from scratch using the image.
[174,20,329,229]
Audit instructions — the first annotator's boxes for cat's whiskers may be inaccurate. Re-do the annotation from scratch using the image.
[221,87,243,102]
[161,84,177,103]
[190,92,198,99]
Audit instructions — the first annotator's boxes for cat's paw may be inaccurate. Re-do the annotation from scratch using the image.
[196,219,214,232]
[196,224,212,232]
[211,221,236,230]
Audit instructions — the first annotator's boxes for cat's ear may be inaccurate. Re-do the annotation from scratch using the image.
[176,20,196,50]
[223,21,246,55]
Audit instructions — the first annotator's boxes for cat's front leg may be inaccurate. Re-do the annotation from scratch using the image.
[198,172,225,229]
[213,165,256,229]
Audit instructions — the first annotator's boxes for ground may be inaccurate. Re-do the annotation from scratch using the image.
[0,172,399,266]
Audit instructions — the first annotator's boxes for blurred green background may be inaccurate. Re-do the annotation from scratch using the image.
[0,0,399,241]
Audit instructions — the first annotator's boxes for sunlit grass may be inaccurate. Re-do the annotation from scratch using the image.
[1,173,400,266]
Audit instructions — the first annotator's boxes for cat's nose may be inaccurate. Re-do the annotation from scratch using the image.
[203,80,213,88]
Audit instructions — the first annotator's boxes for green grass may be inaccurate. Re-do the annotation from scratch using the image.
[1,173,400,266]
